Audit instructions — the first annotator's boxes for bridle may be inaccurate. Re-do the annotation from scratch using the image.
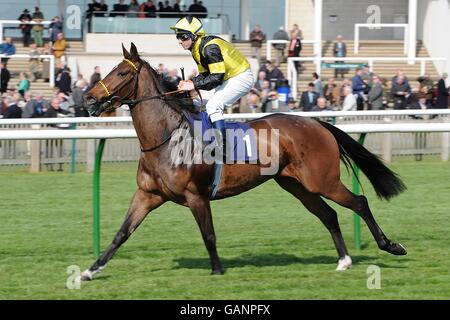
[96,58,174,113]
[94,58,202,153]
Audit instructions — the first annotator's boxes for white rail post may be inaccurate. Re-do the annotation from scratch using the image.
[0,23,3,42]
[420,60,426,76]
[442,118,450,161]
[442,132,449,161]
[315,58,321,76]
[86,124,96,173]
[382,118,392,163]
[30,125,41,173]
[368,59,374,72]
[314,0,322,57]
[267,40,272,62]
[86,139,96,173]
[288,58,298,100]
[287,57,292,85]
[50,55,55,87]
[404,25,408,55]
[407,0,417,62]
[354,24,359,54]
[293,65,298,100]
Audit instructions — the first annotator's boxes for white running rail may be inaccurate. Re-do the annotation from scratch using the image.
[0,53,55,87]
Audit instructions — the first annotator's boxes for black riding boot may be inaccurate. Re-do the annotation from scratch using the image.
[212,119,227,161]
[211,120,227,198]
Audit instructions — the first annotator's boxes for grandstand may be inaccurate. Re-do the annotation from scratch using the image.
[235,40,440,95]
[2,39,441,102]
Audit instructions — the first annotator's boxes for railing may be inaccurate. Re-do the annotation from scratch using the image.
[3,110,450,124]
[286,56,448,100]
[89,12,230,35]
[1,110,450,170]
[266,40,318,62]
[0,53,55,87]
[0,20,52,44]
[354,23,409,54]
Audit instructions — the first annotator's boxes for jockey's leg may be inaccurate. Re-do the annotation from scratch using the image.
[206,69,255,159]
[208,108,226,198]
[205,69,254,198]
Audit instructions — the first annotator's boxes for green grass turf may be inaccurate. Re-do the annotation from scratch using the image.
[1,158,450,299]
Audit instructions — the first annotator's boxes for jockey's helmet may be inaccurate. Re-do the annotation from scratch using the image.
[170,16,205,37]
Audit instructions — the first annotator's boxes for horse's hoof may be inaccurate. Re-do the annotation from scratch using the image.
[211,269,224,275]
[336,255,352,271]
[387,242,407,255]
[79,270,93,281]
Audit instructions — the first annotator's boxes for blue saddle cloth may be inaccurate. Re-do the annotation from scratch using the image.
[183,111,258,162]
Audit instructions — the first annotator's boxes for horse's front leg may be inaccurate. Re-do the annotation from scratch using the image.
[79,189,165,281]
[187,194,223,275]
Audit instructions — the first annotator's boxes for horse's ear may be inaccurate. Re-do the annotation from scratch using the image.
[130,42,139,61]
[122,43,131,59]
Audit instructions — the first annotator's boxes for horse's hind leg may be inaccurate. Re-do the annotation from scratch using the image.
[79,189,165,281]
[323,182,407,256]
[275,177,352,271]
[186,194,223,275]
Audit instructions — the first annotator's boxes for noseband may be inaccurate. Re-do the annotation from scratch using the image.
[97,58,190,114]
[95,59,190,153]
[97,58,144,113]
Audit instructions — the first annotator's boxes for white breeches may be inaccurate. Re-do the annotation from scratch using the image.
[195,68,254,123]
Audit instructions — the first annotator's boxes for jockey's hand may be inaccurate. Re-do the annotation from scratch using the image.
[178,80,195,91]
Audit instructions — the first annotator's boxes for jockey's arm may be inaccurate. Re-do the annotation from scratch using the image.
[192,44,225,91]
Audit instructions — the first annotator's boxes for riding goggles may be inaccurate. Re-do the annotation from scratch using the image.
[176,33,193,41]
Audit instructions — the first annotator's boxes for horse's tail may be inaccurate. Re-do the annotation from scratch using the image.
[319,120,406,200]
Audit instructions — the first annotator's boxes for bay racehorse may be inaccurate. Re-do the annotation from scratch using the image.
[80,43,406,281]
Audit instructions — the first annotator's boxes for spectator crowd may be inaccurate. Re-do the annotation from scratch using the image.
[245,28,449,114]
[86,0,208,26]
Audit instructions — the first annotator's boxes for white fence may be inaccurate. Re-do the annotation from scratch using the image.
[1,110,450,171]
[0,53,55,87]
[2,110,450,124]
[354,23,409,55]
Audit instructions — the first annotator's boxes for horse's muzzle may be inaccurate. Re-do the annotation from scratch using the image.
[85,96,104,117]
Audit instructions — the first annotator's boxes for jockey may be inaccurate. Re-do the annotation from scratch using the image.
[170,16,254,159]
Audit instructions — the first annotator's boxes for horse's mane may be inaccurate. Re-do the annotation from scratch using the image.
[140,59,198,114]
[138,59,201,167]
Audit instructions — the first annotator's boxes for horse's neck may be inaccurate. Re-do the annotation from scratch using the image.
[130,68,179,152]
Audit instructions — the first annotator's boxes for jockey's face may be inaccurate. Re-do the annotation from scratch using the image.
[177,33,194,50]
[178,37,193,50]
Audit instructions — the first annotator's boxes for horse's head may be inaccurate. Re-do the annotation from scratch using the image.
[85,42,144,117]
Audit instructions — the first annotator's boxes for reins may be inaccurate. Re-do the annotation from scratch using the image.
[97,59,203,153]
[121,88,203,113]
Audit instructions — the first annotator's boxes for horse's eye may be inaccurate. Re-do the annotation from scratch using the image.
[118,71,128,77]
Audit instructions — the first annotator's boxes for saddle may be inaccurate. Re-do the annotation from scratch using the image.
[181,110,258,163]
